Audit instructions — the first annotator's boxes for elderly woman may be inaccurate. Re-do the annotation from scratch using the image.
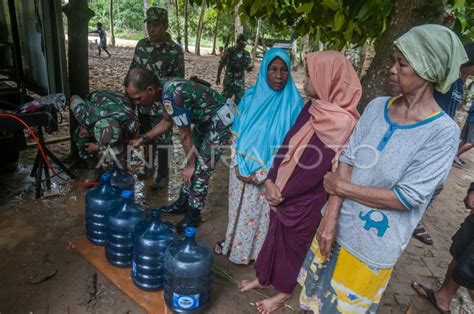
[217,48,304,264]
[240,51,361,313]
[298,24,466,313]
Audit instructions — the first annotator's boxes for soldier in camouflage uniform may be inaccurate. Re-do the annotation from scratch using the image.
[70,90,139,170]
[125,68,232,232]
[216,34,252,105]
[129,7,185,184]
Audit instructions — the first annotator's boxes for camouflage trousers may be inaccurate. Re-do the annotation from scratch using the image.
[222,81,245,105]
[139,112,173,177]
[181,120,231,210]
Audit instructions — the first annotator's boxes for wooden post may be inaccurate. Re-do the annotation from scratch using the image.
[62,0,94,161]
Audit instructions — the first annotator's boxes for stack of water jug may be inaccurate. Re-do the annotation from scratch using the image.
[84,170,213,313]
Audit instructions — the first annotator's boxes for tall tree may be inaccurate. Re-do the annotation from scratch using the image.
[251,18,261,64]
[359,0,443,109]
[109,0,115,46]
[235,0,458,111]
[184,0,190,52]
[195,0,207,55]
[211,10,220,55]
[143,0,151,37]
[174,0,181,42]
[234,0,242,37]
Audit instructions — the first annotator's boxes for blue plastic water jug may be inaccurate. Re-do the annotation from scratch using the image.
[105,190,147,267]
[110,166,135,190]
[132,208,178,291]
[164,227,213,313]
[85,172,122,245]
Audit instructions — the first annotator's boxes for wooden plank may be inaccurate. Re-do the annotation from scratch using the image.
[27,136,70,147]
[71,235,169,314]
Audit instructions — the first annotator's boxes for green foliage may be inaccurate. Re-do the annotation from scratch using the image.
[445,0,474,43]
[88,0,145,32]
[85,0,472,51]
[235,0,394,49]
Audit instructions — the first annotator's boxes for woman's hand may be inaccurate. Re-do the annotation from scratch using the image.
[323,172,345,195]
[235,168,259,185]
[182,164,195,186]
[265,179,284,207]
[316,212,339,258]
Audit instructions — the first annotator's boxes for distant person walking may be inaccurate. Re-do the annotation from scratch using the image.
[90,22,111,58]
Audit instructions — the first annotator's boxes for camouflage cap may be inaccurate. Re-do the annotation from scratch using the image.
[70,96,90,128]
[145,7,168,25]
[236,33,247,44]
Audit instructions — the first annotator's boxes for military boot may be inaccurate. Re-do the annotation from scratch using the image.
[176,206,201,233]
[161,186,189,215]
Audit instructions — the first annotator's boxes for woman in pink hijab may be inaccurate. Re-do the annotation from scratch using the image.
[239,51,361,313]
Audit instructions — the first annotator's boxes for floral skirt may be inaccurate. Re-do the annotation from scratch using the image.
[221,166,270,264]
[298,240,393,314]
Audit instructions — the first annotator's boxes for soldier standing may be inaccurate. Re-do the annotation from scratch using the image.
[70,91,139,170]
[129,7,185,186]
[125,68,232,232]
[216,34,252,105]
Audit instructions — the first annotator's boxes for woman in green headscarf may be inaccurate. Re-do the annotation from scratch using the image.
[298,24,466,313]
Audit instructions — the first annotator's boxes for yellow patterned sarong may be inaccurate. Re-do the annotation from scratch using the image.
[298,240,393,314]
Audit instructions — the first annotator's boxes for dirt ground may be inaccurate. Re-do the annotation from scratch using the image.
[1,43,474,314]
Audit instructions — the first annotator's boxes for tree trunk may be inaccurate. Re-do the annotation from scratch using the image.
[224,35,230,49]
[109,0,115,46]
[143,0,150,37]
[184,0,189,52]
[234,0,243,38]
[194,0,206,56]
[174,0,181,42]
[211,10,219,55]
[251,18,261,65]
[359,0,444,111]
[62,0,94,161]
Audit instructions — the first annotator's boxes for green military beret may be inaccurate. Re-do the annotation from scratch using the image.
[145,7,168,25]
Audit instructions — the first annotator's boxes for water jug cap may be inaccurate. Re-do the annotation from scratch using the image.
[121,190,133,199]
[100,173,111,182]
[151,208,161,218]
[184,227,196,237]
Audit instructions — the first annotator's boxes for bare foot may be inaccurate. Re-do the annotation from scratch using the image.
[256,292,290,313]
[238,278,267,292]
